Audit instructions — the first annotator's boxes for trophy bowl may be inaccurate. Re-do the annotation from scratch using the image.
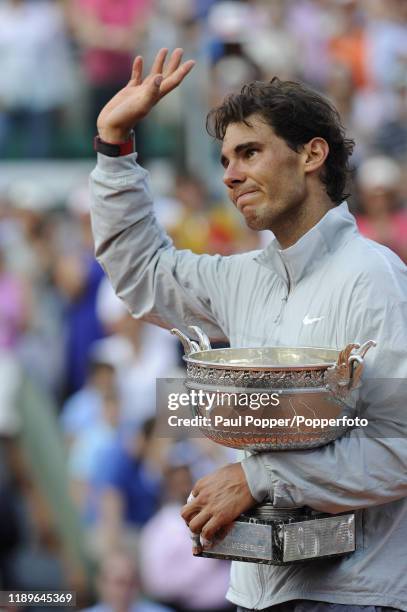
[171,326,376,452]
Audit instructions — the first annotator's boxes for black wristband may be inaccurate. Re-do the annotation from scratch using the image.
[94,131,135,157]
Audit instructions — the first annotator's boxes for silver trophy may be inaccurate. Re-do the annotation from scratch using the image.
[171,326,376,565]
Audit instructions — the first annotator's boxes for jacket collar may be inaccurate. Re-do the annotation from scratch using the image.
[254,202,359,289]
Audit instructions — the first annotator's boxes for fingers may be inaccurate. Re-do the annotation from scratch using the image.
[189,530,203,555]
[151,47,168,75]
[213,524,234,542]
[190,516,233,552]
[188,510,212,535]
[182,488,234,554]
[151,47,185,77]
[152,48,195,99]
[181,499,200,524]
[200,515,225,542]
[130,56,143,85]
[159,60,196,97]
[183,492,204,555]
[200,525,232,551]
[164,48,184,76]
[129,48,195,103]
[187,509,213,554]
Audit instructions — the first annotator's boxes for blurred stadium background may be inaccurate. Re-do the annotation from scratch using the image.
[0,0,406,609]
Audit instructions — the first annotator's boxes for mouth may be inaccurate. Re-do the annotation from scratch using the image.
[235,190,259,210]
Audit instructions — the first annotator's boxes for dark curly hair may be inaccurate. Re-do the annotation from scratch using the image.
[206,77,355,204]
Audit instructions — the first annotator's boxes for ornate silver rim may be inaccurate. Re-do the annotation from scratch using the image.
[184,347,337,371]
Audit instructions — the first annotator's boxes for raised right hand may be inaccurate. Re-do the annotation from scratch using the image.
[97,48,195,143]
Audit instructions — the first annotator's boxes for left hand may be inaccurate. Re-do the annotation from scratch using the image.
[181,463,257,551]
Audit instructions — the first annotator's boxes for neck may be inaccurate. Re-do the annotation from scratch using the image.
[273,194,334,249]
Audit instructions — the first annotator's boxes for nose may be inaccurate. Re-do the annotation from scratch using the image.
[223,161,246,189]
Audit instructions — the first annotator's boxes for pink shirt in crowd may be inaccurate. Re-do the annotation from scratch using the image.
[0,273,24,349]
[356,211,407,263]
[76,0,152,85]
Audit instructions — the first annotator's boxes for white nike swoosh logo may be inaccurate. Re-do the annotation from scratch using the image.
[303,315,325,325]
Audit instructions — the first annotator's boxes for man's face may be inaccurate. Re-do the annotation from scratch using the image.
[221,114,307,232]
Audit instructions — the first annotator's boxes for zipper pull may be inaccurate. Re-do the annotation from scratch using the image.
[273,295,288,324]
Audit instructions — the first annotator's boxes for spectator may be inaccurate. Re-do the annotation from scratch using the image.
[90,417,168,556]
[60,357,116,444]
[67,388,120,520]
[356,155,407,261]
[365,0,407,89]
[286,0,334,87]
[95,277,180,425]
[53,198,105,396]
[373,70,407,160]
[67,0,153,140]
[327,0,369,90]
[168,172,251,255]
[0,0,75,158]
[0,248,26,351]
[82,550,172,612]
[140,446,233,612]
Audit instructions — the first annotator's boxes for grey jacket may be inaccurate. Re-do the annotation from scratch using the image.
[90,154,407,611]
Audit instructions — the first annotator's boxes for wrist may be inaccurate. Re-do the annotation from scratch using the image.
[96,127,132,144]
[241,455,271,503]
[94,130,135,157]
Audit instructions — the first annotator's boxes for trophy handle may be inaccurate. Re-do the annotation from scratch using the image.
[170,328,199,355]
[325,340,376,398]
[347,340,377,387]
[188,326,212,351]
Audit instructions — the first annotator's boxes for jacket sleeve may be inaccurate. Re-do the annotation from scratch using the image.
[89,153,230,341]
[242,268,407,514]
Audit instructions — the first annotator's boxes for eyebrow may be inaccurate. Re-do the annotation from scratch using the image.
[220,141,262,167]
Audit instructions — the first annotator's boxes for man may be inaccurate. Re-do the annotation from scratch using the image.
[90,49,407,611]
[81,550,171,612]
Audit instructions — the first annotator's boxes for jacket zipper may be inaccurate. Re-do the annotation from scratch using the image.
[273,294,288,324]
[258,256,294,605]
[273,257,293,328]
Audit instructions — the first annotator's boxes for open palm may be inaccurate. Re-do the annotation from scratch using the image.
[97,48,195,142]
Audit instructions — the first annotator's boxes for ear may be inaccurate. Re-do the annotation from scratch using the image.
[302,138,329,175]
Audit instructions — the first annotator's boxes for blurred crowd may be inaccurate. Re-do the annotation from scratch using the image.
[0,0,407,610]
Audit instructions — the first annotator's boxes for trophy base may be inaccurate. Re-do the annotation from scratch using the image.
[196,505,355,565]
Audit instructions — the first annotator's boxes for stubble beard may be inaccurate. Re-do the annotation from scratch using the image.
[241,199,295,233]
[244,190,308,239]
[240,196,278,232]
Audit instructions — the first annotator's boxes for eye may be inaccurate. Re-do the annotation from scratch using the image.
[245,148,259,159]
